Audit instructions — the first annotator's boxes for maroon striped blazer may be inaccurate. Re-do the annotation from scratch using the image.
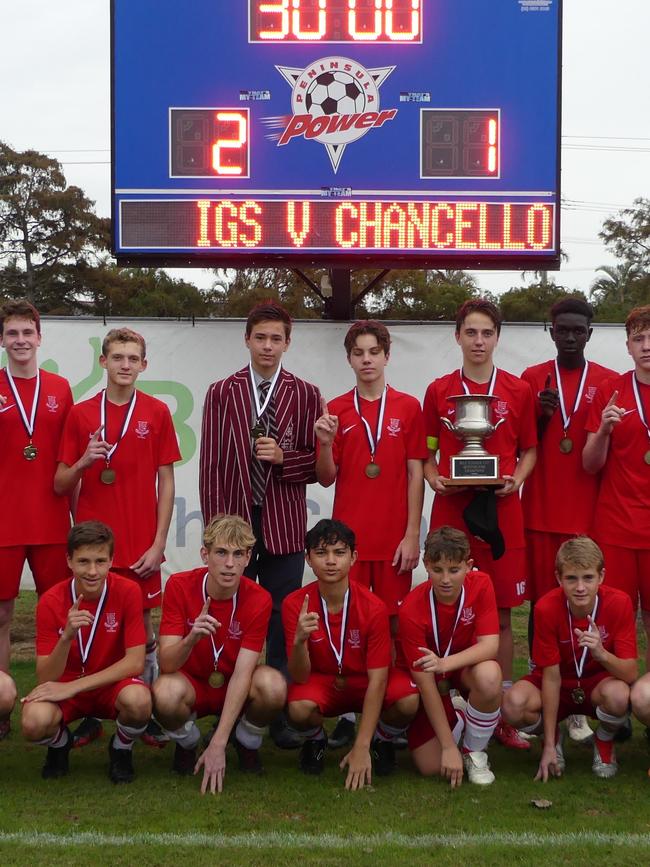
[199,366,321,555]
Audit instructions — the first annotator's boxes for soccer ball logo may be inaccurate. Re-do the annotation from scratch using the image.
[305,71,365,118]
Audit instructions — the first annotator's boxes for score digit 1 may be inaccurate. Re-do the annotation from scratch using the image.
[213,111,249,176]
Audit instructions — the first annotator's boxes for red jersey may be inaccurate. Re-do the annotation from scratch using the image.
[327,386,428,560]
[58,390,181,566]
[282,580,391,674]
[398,570,499,672]
[0,369,72,546]
[423,368,537,546]
[586,371,650,548]
[160,569,271,681]
[521,360,614,534]
[36,573,146,681]
[532,584,637,680]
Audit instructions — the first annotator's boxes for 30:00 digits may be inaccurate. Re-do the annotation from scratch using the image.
[250,0,421,43]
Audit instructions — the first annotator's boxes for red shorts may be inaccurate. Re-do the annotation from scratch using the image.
[112,567,162,610]
[0,544,68,601]
[598,543,650,612]
[522,669,613,721]
[470,543,527,609]
[287,668,417,717]
[525,530,572,602]
[58,677,148,724]
[349,560,412,616]
[179,670,229,718]
[408,693,464,751]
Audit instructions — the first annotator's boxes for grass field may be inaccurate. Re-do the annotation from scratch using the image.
[2,594,650,866]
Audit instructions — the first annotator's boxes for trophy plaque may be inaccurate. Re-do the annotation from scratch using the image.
[440,394,505,486]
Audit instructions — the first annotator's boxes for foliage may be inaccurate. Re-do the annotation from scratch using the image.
[498,283,585,322]
[600,196,650,268]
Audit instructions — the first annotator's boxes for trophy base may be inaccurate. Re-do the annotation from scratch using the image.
[443,477,506,487]
[444,455,503,486]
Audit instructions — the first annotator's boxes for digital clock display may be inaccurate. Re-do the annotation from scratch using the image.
[112,0,562,269]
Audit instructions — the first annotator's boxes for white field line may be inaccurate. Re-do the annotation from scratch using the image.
[0,831,649,849]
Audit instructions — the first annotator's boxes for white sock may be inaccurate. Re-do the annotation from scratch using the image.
[375,721,406,742]
[38,723,69,748]
[144,641,159,686]
[502,680,513,691]
[165,719,200,750]
[339,713,356,723]
[114,721,147,750]
[595,707,628,742]
[235,715,265,750]
[302,725,326,741]
[520,714,543,736]
[462,702,500,753]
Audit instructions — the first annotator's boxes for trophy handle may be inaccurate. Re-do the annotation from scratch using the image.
[494,417,506,430]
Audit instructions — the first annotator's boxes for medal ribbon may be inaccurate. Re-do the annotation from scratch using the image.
[567,594,600,681]
[631,371,650,445]
[319,588,351,674]
[4,367,41,442]
[353,386,387,463]
[100,389,137,463]
[202,573,238,671]
[249,362,282,424]
[429,586,466,660]
[459,366,497,397]
[70,576,108,670]
[554,360,589,435]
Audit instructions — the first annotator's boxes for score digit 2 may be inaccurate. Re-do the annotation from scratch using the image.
[170,108,250,178]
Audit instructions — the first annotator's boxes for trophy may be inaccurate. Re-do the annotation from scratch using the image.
[440,394,505,485]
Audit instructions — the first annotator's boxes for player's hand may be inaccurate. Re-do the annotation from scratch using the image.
[22,680,79,704]
[62,594,94,640]
[314,397,339,447]
[130,542,165,578]
[413,647,443,674]
[429,474,468,496]
[255,436,283,465]
[574,615,605,661]
[189,599,221,645]
[295,594,319,644]
[495,475,520,497]
[340,742,372,791]
[441,744,464,788]
[538,374,560,418]
[392,532,420,573]
[80,426,112,468]
[535,742,563,782]
[599,390,624,435]
[0,394,6,406]
[195,741,227,794]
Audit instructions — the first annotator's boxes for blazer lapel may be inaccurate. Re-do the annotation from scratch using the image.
[273,370,295,442]
[228,368,253,497]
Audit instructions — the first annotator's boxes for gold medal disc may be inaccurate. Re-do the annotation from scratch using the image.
[571,687,585,705]
[251,422,265,440]
[333,674,347,691]
[100,467,116,485]
[365,462,381,479]
[644,450,650,466]
[437,678,451,696]
[559,437,573,454]
[23,444,38,461]
[209,670,225,689]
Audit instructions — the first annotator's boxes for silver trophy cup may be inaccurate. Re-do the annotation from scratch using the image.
[440,394,505,485]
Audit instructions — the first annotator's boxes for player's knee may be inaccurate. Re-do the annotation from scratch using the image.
[287,700,317,728]
[117,684,152,722]
[411,746,439,778]
[631,675,650,721]
[391,692,419,722]
[251,666,287,710]
[472,660,502,699]
[599,680,630,717]
[501,685,528,723]
[21,704,53,742]
[152,675,188,715]
[0,672,17,715]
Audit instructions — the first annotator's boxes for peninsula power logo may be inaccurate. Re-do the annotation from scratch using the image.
[275,56,396,172]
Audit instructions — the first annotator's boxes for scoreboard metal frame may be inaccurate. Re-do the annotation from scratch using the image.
[111,0,563,270]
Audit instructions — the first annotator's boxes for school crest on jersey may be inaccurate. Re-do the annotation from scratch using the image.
[585,386,597,403]
[494,400,508,418]
[348,628,361,649]
[598,624,609,644]
[46,395,59,413]
[135,420,150,439]
[104,612,118,633]
[386,418,401,437]
[228,620,243,640]
[460,606,475,626]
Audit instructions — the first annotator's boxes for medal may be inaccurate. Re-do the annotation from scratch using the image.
[4,367,41,461]
[437,678,451,696]
[249,362,282,442]
[71,577,108,675]
[202,573,238,686]
[251,422,265,440]
[319,587,351,686]
[559,437,573,454]
[631,372,650,465]
[353,385,387,480]
[571,687,585,705]
[208,670,225,689]
[645,450,650,466]
[428,585,465,689]
[554,360,589,456]
[100,467,116,485]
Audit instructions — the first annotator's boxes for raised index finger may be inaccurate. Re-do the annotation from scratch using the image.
[320,396,329,416]
[72,593,83,609]
[605,390,619,408]
[92,425,104,440]
[300,593,310,615]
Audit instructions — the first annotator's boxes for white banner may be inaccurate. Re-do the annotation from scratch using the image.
[9,318,630,588]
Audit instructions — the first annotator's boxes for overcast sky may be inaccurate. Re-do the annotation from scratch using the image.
[2,0,649,296]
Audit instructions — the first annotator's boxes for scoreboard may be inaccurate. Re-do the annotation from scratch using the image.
[112,1,562,269]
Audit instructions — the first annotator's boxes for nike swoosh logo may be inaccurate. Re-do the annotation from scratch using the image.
[147,590,162,599]
[310,637,324,643]
[0,404,16,413]
[342,424,356,434]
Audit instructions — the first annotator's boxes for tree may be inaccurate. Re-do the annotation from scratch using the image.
[589,262,644,307]
[0,142,110,305]
[600,197,650,268]
[499,284,585,322]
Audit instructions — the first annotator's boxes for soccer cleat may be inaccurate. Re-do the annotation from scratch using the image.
[493,719,531,751]
[371,738,397,776]
[233,737,264,775]
[327,717,356,749]
[141,718,169,748]
[613,715,633,743]
[71,716,103,749]
[172,743,197,776]
[592,736,617,779]
[567,714,593,744]
[108,736,135,784]
[41,729,72,779]
[269,715,302,750]
[462,750,495,785]
[299,737,327,776]
[0,718,10,740]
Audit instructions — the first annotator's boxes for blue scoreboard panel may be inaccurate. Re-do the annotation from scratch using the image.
[112,1,562,269]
